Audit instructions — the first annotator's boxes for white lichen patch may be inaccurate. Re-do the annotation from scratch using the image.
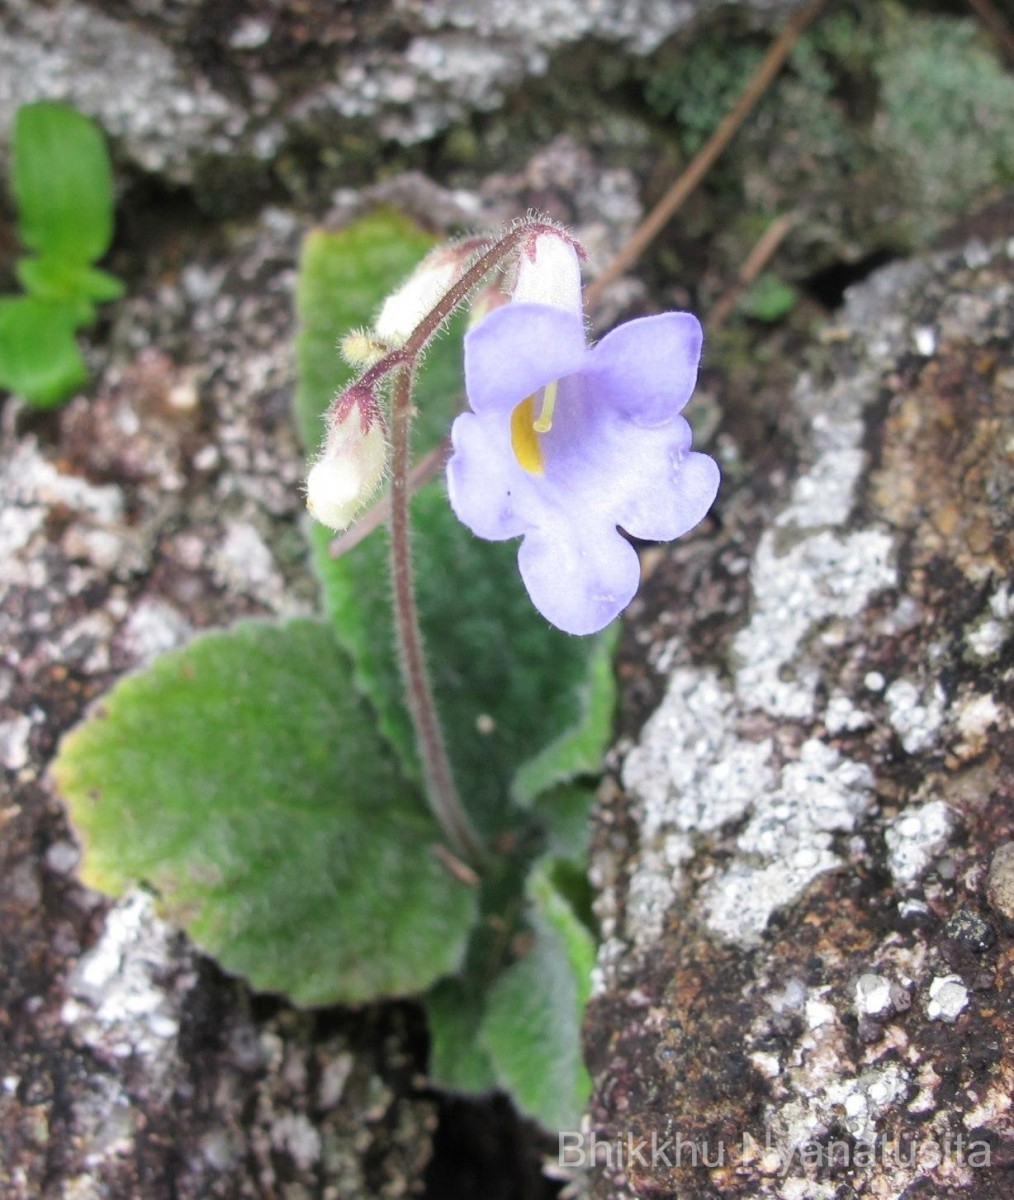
[620,668,776,945]
[733,529,896,720]
[622,668,774,840]
[952,691,1003,756]
[884,800,953,886]
[623,834,693,947]
[965,583,1011,660]
[62,890,194,1079]
[854,973,894,1019]
[118,598,195,668]
[823,1063,911,1143]
[699,740,874,944]
[884,677,946,753]
[270,1112,322,1172]
[0,713,33,772]
[926,975,969,1023]
[212,521,295,614]
[824,692,874,734]
[0,0,260,180]
[0,438,125,591]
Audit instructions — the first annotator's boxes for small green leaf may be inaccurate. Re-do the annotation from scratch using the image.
[481,866,596,1130]
[13,102,116,264]
[76,265,126,303]
[740,273,799,322]
[511,626,617,806]
[0,296,88,407]
[531,783,597,867]
[75,264,126,302]
[311,486,616,835]
[424,848,534,1094]
[52,620,479,1006]
[294,212,464,454]
[425,976,498,1094]
[15,259,98,324]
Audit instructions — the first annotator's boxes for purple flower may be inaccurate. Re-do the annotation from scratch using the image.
[446,282,720,635]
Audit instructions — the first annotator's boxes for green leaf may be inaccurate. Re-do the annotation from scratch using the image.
[0,296,88,407]
[480,866,596,1130]
[531,783,597,867]
[52,620,479,1006]
[740,273,799,322]
[294,211,465,454]
[18,256,125,308]
[13,102,116,264]
[511,626,617,806]
[311,486,616,836]
[424,847,533,1094]
[425,976,498,1094]
[15,259,98,324]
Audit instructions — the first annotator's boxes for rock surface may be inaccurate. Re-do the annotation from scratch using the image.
[0,208,446,1199]
[583,238,1013,1198]
[2,1,1013,1196]
[0,0,808,187]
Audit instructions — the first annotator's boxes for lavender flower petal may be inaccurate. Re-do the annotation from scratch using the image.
[446,410,534,541]
[585,313,703,426]
[463,303,586,413]
[517,520,641,636]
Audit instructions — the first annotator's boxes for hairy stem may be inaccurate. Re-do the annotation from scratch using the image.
[388,366,485,866]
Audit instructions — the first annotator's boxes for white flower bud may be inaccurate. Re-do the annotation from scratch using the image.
[511,232,582,317]
[374,248,461,347]
[306,410,387,532]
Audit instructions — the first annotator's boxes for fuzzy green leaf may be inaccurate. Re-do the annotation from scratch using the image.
[293,212,464,453]
[0,296,88,406]
[425,976,498,1094]
[311,488,616,836]
[530,783,598,867]
[480,866,596,1130]
[52,620,479,1006]
[13,102,116,264]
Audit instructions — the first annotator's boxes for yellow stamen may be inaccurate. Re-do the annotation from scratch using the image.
[532,380,558,433]
[511,394,544,475]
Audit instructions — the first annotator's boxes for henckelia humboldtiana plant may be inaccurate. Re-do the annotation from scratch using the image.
[307,217,719,857]
[310,223,718,631]
[53,212,720,1132]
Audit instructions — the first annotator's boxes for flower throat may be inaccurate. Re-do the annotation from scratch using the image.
[510,381,558,475]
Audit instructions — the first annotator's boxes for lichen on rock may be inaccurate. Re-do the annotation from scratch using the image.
[585,236,1014,1198]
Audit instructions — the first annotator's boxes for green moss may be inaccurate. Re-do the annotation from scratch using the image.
[645,39,765,155]
[874,9,1014,232]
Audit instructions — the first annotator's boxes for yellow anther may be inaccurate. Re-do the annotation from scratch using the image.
[532,380,558,433]
[511,394,544,475]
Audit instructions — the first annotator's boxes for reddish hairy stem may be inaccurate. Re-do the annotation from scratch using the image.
[331,218,580,866]
[388,367,485,866]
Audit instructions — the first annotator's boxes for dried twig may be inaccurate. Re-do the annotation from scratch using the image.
[707,211,799,331]
[583,0,829,311]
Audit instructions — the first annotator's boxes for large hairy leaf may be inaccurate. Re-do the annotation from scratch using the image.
[53,620,478,1006]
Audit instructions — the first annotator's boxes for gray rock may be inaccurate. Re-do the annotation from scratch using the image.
[584,237,1013,1198]
[0,208,432,1200]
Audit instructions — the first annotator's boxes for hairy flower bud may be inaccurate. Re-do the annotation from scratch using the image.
[374,245,464,347]
[306,391,387,532]
[511,230,583,316]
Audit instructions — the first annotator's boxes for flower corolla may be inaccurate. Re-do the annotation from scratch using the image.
[446,234,719,635]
